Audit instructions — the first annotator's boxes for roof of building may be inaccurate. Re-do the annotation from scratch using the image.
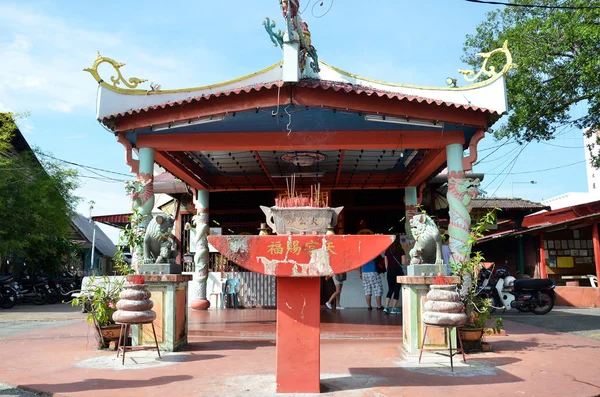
[72,213,117,257]
[91,57,510,123]
[471,198,550,211]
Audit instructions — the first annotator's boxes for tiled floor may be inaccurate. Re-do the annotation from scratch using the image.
[188,307,403,338]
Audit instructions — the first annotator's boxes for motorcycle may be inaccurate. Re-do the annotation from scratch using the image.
[47,273,79,302]
[477,266,556,315]
[14,275,49,305]
[0,275,18,309]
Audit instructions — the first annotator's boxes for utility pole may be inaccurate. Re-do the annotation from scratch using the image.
[89,200,97,276]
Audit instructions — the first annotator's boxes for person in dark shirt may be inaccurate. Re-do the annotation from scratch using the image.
[383,238,406,314]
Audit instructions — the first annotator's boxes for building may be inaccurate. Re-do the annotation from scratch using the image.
[70,213,117,276]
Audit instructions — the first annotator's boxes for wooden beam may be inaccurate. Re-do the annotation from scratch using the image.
[404,149,447,187]
[154,151,210,190]
[114,87,286,132]
[137,130,464,151]
[334,150,345,188]
[293,87,489,128]
[252,150,276,188]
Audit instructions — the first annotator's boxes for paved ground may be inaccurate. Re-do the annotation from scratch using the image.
[0,382,48,397]
[0,303,84,340]
[1,305,600,396]
[499,306,600,341]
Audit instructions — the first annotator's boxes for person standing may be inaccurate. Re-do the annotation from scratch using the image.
[359,258,383,310]
[442,234,451,265]
[325,272,346,310]
[383,240,406,314]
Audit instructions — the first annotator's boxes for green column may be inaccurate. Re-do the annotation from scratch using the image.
[125,147,155,271]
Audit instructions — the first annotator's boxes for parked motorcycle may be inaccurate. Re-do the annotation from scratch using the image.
[0,275,18,309]
[14,275,49,305]
[47,273,79,302]
[477,266,556,315]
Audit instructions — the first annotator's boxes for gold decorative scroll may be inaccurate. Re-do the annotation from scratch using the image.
[84,51,148,92]
[458,40,516,83]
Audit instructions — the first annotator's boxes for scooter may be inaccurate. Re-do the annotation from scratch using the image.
[477,266,556,315]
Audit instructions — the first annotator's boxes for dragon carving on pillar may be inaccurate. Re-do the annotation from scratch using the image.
[446,171,480,265]
[185,210,210,308]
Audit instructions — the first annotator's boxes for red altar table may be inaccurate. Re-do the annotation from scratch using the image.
[208,234,394,393]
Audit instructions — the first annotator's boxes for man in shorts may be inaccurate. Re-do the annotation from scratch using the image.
[358,257,383,310]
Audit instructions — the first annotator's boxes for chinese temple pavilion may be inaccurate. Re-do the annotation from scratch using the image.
[85,0,512,309]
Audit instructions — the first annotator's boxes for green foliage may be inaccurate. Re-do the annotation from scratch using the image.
[0,112,81,274]
[72,275,124,326]
[112,209,144,275]
[451,208,503,332]
[462,1,600,164]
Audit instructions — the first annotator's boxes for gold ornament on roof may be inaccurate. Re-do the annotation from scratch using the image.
[457,40,516,83]
[84,51,148,91]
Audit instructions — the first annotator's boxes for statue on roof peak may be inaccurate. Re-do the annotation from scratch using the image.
[263,0,320,74]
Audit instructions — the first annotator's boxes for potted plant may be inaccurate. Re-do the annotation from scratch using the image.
[72,275,124,349]
[451,209,503,351]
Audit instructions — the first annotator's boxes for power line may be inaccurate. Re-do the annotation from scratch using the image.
[478,140,518,152]
[36,152,133,177]
[486,159,586,175]
[540,141,584,149]
[465,0,600,9]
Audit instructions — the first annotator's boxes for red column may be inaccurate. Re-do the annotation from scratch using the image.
[539,232,547,279]
[592,223,600,279]
[276,277,320,393]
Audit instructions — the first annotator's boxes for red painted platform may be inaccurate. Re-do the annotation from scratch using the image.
[207,235,395,276]
[207,234,394,393]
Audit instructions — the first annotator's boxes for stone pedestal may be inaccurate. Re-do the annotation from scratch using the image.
[140,262,182,275]
[398,274,461,355]
[131,274,192,352]
[406,264,450,276]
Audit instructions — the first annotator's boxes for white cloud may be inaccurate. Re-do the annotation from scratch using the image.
[15,118,34,134]
[0,102,12,112]
[0,3,215,115]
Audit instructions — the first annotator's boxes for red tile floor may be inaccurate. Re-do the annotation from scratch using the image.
[188,307,403,338]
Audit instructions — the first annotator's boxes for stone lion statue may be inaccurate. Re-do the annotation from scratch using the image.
[408,213,443,265]
[143,214,176,264]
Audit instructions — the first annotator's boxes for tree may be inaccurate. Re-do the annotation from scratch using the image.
[462,1,600,164]
[0,113,81,274]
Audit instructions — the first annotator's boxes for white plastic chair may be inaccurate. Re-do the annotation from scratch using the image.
[588,275,598,288]
[209,279,224,309]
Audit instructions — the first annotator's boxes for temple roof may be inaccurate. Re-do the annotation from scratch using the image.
[471,198,550,211]
[90,55,509,124]
[84,9,514,192]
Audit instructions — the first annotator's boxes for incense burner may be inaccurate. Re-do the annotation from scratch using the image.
[260,206,343,235]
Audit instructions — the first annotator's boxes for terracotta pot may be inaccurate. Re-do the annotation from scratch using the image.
[459,327,484,342]
[99,324,122,340]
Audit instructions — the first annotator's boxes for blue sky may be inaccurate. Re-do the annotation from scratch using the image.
[0,0,588,242]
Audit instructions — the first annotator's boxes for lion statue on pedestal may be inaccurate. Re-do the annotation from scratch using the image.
[408,213,443,265]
